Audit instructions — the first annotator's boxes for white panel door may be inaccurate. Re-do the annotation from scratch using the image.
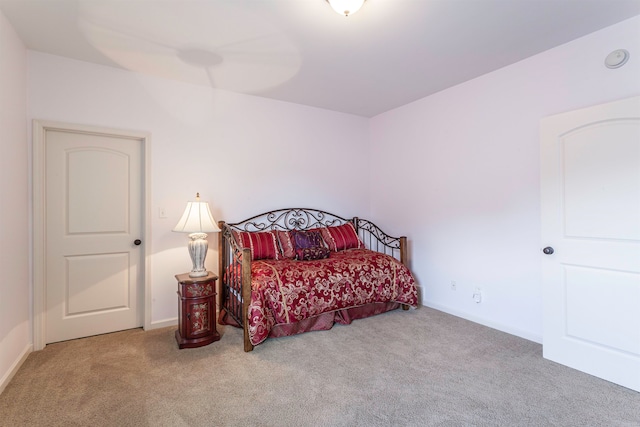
[541,96,640,392]
[45,128,143,343]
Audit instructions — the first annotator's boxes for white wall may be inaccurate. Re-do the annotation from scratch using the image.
[369,16,640,342]
[28,52,370,325]
[0,10,30,392]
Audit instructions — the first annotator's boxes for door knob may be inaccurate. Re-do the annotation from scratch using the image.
[134,239,142,246]
[543,246,554,255]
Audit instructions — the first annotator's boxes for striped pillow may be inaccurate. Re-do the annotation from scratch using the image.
[233,231,281,260]
[320,223,364,252]
[274,230,296,259]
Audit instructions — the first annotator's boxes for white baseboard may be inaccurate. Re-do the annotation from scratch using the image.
[0,343,32,396]
[423,301,542,344]
[145,317,178,330]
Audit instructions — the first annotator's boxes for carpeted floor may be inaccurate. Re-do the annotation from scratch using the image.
[0,307,638,426]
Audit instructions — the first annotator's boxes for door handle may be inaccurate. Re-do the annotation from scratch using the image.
[134,239,142,246]
[543,246,554,255]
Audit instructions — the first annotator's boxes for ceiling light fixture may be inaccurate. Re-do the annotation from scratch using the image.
[326,0,366,17]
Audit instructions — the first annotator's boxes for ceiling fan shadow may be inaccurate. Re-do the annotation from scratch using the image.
[76,1,302,94]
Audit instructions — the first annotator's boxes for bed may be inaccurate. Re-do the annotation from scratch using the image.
[217,208,418,351]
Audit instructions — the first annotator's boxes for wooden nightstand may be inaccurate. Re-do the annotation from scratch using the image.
[175,271,221,349]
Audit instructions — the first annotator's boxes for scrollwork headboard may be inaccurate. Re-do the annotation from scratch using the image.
[225,208,349,232]
[220,208,405,264]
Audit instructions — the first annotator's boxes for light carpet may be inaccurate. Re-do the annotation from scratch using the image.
[0,307,638,426]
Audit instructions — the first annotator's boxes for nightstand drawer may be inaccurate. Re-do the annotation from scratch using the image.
[180,281,214,298]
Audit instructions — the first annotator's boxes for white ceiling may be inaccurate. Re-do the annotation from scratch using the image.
[2,0,639,117]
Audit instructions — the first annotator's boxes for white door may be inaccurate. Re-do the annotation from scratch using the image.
[43,127,144,344]
[541,96,640,392]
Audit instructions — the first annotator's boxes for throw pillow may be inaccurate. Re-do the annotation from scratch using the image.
[297,246,331,261]
[291,229,326,260]
[233,230,281,260]
[275,230,295,259]
[319,223,364,252]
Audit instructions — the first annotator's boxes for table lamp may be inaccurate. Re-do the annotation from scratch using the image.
[173,193,221,277]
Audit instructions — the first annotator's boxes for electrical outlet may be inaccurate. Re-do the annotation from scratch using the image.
[473,287,482,303]
[450,281,456,291]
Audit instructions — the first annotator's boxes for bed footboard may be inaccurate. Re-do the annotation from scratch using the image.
[218,208,411,352]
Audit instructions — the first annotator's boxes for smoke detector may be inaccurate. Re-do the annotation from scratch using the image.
[605,49,630,69]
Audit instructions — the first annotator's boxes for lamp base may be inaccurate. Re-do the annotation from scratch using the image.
[187,232,209,278]
[188,270,208,278]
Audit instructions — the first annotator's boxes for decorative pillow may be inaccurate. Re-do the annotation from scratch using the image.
[297,246,331,261]
[291,230,326,260]
[233,230,281,260]
[291,229,325,249]
[275,230,295,259]
[319,223,364,252]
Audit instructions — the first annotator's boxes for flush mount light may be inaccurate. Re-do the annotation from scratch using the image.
[604,49,630,69]
[326,0,366,17]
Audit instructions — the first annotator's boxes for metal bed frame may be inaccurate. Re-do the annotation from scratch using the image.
[217,208,408,352]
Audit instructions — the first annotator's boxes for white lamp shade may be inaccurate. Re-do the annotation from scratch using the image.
[173,199,221,233]
[327,0,365,16]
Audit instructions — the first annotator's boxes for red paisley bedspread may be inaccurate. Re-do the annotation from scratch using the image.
[248,249,418,345]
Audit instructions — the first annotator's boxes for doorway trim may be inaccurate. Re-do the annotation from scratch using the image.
[32,120,152,351]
